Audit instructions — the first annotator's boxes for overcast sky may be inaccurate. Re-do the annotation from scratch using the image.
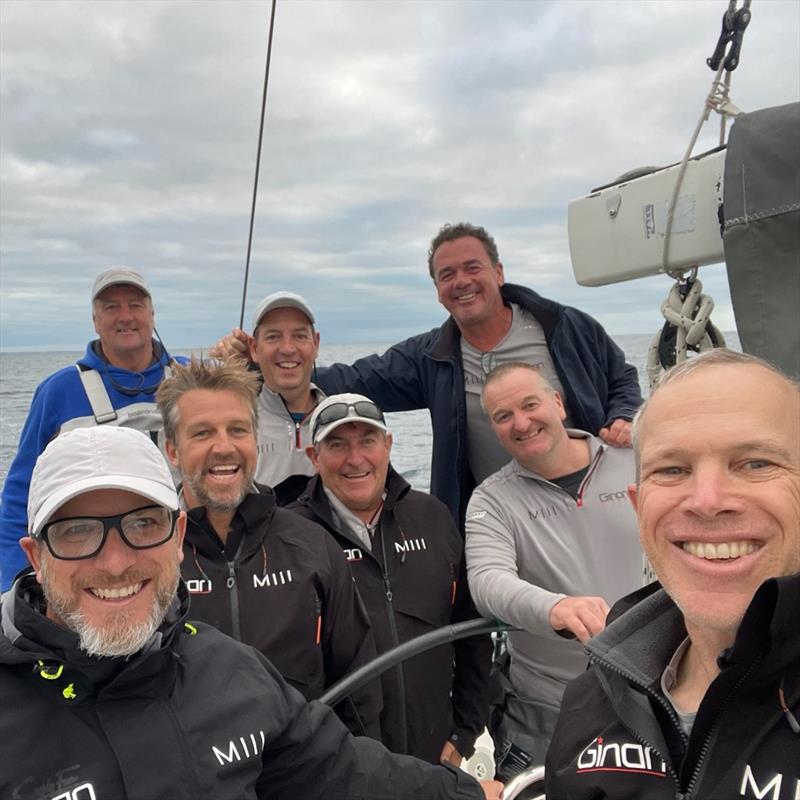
[1,0,798,351]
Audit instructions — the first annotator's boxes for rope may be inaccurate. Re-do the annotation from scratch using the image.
[239,0,278,331]
[649,0,751,390]
[646,270,727,392]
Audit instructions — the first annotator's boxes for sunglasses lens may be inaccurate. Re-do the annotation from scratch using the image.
[314,401,384,438]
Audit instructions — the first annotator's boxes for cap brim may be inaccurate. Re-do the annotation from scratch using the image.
[93,280,150,300]
[252,299,315,330]
[31,474,179,536]
[313,416,388,444]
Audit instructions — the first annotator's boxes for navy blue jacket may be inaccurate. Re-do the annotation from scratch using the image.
[316,284,642,527]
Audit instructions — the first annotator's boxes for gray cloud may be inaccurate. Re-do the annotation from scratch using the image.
[1,0,798,350]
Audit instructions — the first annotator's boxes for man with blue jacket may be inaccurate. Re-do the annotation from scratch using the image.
[0,267,184,590]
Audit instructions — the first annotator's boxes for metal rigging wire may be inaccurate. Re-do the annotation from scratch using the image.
[239,0,278,331]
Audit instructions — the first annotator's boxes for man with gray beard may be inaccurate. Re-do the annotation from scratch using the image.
[1,425,502,799]
[18,425,182,659]
[157,359,382,737]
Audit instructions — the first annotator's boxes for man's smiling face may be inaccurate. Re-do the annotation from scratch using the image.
[249,307,319,399]
[630,363,800,637]
[166,388,257,513]
[431,236,505,332]
[309,421,392,520]
[92,284,154,366]
[22,488,185,658]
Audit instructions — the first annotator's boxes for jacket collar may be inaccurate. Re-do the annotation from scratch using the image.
[511,429,603,483]
[299,465,410,526]
[1,573,190,689]
[184,489,277,559]
[257,381,325,415]
[587,574,800,689]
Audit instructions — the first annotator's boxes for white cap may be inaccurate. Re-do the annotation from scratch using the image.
[92,267,151,301]
[251,291,315,332]
[310,393,388,445]
[28,427,178,536]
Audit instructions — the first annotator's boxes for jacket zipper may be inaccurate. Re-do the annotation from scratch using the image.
[314,592,322,645]
[575,443,605,507]
[592,649,766,799]
[589,655,685,788]
[280,395,314,450]
[379,515,408,753]
[227,560,241,641]
[681,654,764,798]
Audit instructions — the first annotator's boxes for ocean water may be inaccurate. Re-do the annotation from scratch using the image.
[0,332,739,491]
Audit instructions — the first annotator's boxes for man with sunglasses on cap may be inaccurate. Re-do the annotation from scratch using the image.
[0,425,503,800]
[0,267,184,592]
[291,394,492,768]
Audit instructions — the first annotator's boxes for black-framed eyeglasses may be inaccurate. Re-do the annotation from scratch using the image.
[38,504,179,561]
[313,401,385,441]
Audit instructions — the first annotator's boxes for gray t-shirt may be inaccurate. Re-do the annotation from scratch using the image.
[461,303,573,484]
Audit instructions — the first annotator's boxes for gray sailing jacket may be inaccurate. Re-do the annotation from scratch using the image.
[465,432,643,707]
[253,382,325,489]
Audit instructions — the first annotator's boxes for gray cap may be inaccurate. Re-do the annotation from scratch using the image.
[251,291,315,331]
[28,427,178,537]
[92,267,151,301]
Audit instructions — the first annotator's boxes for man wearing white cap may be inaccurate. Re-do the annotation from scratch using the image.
[0,425,502,800]
[246,291,326,503]
[291,394,492,768]
[0,267,185,591]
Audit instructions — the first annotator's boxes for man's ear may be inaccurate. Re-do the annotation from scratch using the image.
[627,483,639,513]
[174,512,187,562]
[306,445,321,472]
[165,437,180,468]
[19,537,44,584]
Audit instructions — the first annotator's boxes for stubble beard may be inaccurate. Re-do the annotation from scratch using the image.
[183,464,254,513]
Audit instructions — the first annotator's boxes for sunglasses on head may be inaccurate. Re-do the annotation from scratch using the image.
[313,401,385,441]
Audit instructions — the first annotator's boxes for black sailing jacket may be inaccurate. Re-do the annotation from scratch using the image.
[0,575,486,800]
[181,487,382,736]
[545,575,800,800]
[291,467,493,764]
